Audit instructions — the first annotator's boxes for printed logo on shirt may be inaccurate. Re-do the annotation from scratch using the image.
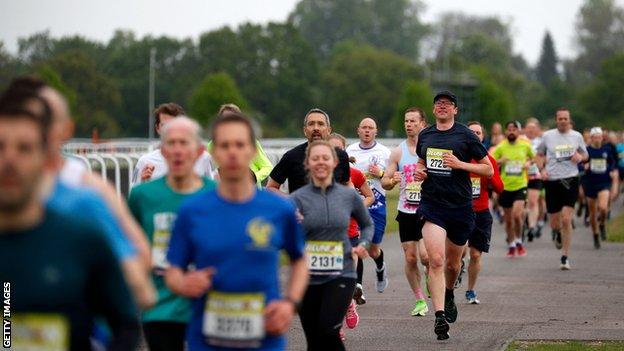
[246,218,274,249]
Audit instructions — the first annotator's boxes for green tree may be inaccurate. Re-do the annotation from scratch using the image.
[289,0,428,60]
[187,72,248,127]
[471,67,513,128]
[575,0,624,78]
[392,80,433,134]
[321,42,421,135]
[579,54,624,129]
[536,31,559,86]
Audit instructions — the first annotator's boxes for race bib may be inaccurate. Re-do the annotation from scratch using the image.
[471,177,481,198]
[555,144,574,162]
[505,161,523,176]
[405,181,422,205]
[426,148,452,176]
[12,313,69,351]
[590,158,607,174]
[305,241,344,274]
[203,291,265,348]
[528,163,540,177]
[152,212,176,270]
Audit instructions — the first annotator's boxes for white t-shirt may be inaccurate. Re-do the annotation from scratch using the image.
[346,141,391,210]
[59,157,88,187]
[131,149,214,186]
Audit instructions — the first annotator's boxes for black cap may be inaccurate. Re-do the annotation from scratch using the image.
[433,90,458,106]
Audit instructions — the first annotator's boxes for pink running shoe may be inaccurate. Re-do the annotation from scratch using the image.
[345,300,359,329]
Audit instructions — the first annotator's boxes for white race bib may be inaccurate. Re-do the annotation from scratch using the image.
[505,161,523,176]
[555,144,574,161]
[405,182,422,205]
[528,163,540,177]
[12,313,69,351]
[305,241,344,274]
[590,159,607,174]
[152,212,176,270]
[426,148,452,176]
[471,177,481,198]
[203,291,265,347]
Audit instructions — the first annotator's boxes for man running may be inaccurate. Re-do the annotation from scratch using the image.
[537,108,588,270]
[493,121,535,258]
[165,113,309,350]
[132,102,213,185]
[128,117,216,351]
[465,121,504,304]
[267,108,350,193]
[525,118,546,240]
[581,127,619,248]
[347,117,391,293]
[0,92,140,350]
[414,91,493,339]
[381,107,430,315]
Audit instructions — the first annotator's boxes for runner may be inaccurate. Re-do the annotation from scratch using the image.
[207,103,273,186]
[328,133,374,333]
[537,108,588,270]
[0,93,140,350]
[128,117,216,351]
[132,102,214,185]
[5,77,156,311]
[580,127,619,248]
[616,132,624,192]
[165,113,309,351]
[464,121,504,304]
[381,107,430,316]
[524,118,546,240]
[346,117,391,293]
[266,108,350,193]
[291,140,372,350]
[493,121,535,258]
[414,91,493,339]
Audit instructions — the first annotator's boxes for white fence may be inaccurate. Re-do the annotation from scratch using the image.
[63,138,405,196]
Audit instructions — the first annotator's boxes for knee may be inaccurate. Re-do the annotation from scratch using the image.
[420,255,430,268]
[368,246,380,258]
[405,254,418,267]
[429,253,444,270]
[446,260,460,275]
[470,251,481,263]
[561,213,572,224]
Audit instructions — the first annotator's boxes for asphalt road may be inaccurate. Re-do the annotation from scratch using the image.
[285,204,624,350]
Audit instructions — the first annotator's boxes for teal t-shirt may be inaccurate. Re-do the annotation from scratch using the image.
[128,176,216,323]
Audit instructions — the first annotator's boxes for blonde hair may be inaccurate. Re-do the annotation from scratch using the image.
[305,140,338,165]
[328,133,347,148]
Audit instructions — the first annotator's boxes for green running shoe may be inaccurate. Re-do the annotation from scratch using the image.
[411,299,429,316]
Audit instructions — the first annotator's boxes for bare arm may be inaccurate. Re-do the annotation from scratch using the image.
[381,147,401,190]
[266,177,282,191]
[357,181,375,207]
[165,266,214,298]
[442,153,493,177]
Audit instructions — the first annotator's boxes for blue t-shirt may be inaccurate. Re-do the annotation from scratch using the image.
[167,189,305,351]
[47,180,136,260]
[582,145,617,184]
[616,143,624,169]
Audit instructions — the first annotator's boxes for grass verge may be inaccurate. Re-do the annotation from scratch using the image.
[606,210,624,242]
[507,341,624,351]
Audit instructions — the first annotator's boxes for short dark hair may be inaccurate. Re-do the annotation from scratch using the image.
[555,107,570,116]
[304,108,330,127]
[0,86,52,147]
[404,107,427,122]
[467,121,482,128]
[211,112,256,147]
[505,120,522,129]
[153,103,185,130]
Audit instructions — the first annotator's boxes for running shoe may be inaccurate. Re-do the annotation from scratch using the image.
[593,235,601,249]
[345,300,359,329]
[527,227,534,242]
[376,264,388,293]
[465,290,480,304]
[554,231,562,250]
[506,246,516,258]
[353,283,366,305]
[599,224,607,241]
[560,256,571,270]
[444,296,458,323]
[516,243,527,257]
[434,314,450,340]
[411,299,428,316]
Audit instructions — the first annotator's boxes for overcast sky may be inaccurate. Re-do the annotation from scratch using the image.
[2,0,623,64]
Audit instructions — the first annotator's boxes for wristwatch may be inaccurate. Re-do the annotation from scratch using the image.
[285,296,302,311]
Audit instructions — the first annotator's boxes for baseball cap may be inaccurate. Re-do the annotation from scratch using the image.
[433,90,458,106]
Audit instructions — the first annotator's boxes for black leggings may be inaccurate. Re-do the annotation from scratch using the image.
[299,277,356,351]
[142,321,187,351]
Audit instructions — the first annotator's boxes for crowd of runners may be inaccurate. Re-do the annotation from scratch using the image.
[1,76,622,350]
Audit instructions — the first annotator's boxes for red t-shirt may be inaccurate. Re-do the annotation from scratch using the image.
[348,167,367,238]
[471,153,503,212]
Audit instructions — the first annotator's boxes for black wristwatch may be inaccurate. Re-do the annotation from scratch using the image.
[285,296,302,311]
